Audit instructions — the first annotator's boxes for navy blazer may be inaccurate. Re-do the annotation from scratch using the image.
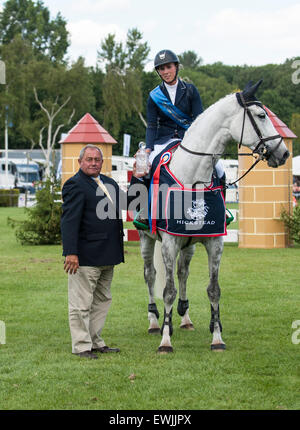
[61,169,125,267]
[146,79,203,150]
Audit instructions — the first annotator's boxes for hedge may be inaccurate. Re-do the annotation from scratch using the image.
[0,189,20,207]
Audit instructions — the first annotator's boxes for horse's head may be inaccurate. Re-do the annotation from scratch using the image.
[230,80,290,168]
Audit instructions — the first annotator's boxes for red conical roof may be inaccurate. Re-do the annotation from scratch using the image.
[264,106,297,139]
[60,113,117,144]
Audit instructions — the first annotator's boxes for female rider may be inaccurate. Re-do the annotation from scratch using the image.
[145,49,203,163]
[134,49,228,229]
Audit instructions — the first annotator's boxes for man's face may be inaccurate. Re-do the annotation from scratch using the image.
[78,148,103,177]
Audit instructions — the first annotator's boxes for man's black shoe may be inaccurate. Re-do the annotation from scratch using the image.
[92,346,120,353]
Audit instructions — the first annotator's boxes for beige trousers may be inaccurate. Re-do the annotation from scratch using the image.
[68,265,114,353]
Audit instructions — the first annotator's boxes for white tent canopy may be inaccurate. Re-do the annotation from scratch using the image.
[293,156,300,176]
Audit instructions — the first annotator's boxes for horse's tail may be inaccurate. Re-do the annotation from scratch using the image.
[154,241,166,300]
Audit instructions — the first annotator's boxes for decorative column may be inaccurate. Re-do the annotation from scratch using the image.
[238,108,296,248]
[59,113,117,185]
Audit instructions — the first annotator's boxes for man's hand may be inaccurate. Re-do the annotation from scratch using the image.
[64,255,79,274]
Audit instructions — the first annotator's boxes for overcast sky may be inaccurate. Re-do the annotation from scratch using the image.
[1,0,299,69]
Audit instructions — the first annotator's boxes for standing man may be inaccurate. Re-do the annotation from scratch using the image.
[61,144,144,359]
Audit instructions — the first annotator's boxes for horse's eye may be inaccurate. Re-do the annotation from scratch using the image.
[258,113,266,119]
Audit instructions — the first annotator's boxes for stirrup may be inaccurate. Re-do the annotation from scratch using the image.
[133,211,150,231]
[226,208,234,226]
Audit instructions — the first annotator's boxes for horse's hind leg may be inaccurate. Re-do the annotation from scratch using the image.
[158,235,181,353]
[203,237,226,351]
[177,244,196,330]
[139,231,160,334]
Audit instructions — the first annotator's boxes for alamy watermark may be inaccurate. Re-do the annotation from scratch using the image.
[291,320,300,345]
[0,321,6,345]
[291,60,300,85]
[94,182,213,232]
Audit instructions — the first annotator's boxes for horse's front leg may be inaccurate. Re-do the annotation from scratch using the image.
[158,236,180,354]
[203,237,226,351]
[177,244,196,330]
[139,231,160,334]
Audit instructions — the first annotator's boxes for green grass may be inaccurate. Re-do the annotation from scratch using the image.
[0,207,299,410]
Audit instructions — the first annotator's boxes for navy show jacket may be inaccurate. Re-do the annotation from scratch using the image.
[61,169,141,267]
[145,79,203,150]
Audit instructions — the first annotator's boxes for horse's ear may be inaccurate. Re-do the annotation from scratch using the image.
[242,79,263,101]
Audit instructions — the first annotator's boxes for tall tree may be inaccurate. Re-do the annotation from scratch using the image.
[178,50,203,69]
[290,113,300,157]
[0,35,95,167]
[23,57,96,175]
[0,0,69,62]
[97,28,150,141]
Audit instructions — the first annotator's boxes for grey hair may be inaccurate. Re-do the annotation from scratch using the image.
[79,144,103,160]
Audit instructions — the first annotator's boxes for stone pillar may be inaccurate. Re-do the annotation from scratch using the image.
[238,139,293,248]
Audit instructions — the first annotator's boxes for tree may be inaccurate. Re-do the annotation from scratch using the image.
[261,88,295,125]
[178,50,203,69]
[97,28,150,139]
[8,175,62,245]
[290,113,300,157]
[23,57,95,176]
[32,85,74,177]
[0,35,35,148]
[0,0,69,63]
[0,35,95,156]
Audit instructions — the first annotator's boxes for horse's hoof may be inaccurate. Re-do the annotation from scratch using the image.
[180,323,195,331]
[148,328,160,334]
[157,346,173,354]
[211,343,226,351]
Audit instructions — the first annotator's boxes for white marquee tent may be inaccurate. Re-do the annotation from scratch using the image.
[293,156,300,176]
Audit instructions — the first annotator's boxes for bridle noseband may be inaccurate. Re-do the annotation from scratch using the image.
[179,91,283,186]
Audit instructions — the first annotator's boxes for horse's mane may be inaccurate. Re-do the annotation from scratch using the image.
[184,93,235,138]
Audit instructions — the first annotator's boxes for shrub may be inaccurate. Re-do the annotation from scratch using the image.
[280,204,300,244]
[0,189,19,207]
[8,176,62,245]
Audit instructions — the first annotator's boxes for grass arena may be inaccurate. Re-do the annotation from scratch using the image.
[0,207,299,410]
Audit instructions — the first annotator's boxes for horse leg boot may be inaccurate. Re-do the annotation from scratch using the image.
[177,245,196,330]
[139,231,160,334]
[157,236,180,353]
[203,237,226,351]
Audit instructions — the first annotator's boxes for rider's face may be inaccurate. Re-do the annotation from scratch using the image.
[157,62,177,85]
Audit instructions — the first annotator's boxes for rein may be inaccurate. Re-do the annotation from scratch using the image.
[179,92,283,187]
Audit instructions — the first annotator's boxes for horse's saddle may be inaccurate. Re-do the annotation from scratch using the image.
[148,141,227,237]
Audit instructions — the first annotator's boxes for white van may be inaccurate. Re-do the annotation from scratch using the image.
[11,159,40,194]
[0,159,15,189]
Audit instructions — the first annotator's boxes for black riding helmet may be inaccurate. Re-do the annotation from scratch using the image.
[154,50,180,84]
[154,49,179,69]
